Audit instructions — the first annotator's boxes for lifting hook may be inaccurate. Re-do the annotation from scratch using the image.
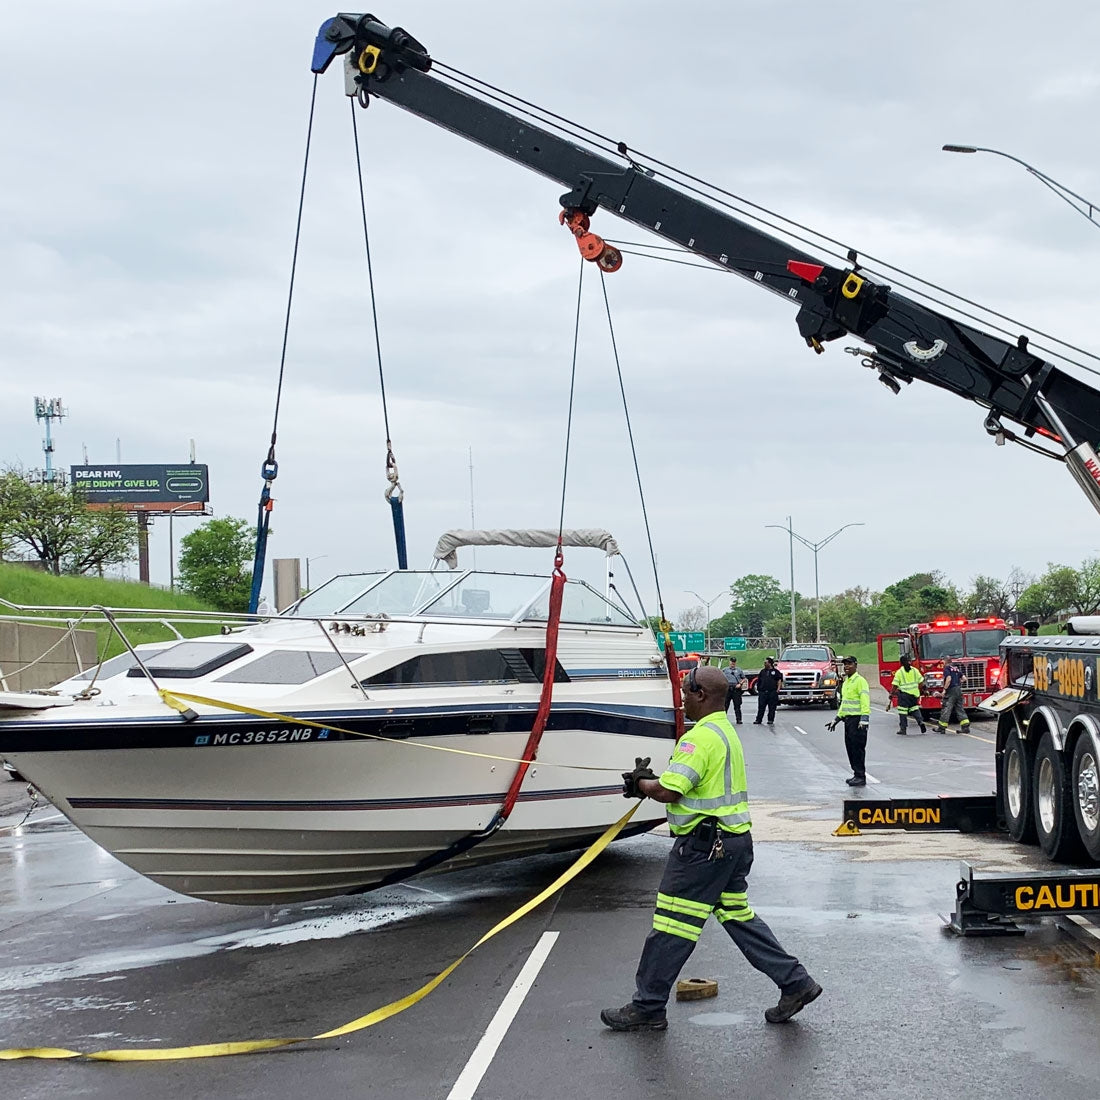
[558,209,623,272]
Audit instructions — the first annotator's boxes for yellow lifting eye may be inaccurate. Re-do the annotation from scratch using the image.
[841,273,864,299]
[357,45,382,74]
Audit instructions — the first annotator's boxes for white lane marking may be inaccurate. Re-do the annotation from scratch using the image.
[447,931,559,1100]
[864,772,881,785]
[793,726,809,737]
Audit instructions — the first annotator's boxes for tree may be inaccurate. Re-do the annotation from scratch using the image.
[727,574,788,638]
[1073,558,1100,615]
[177,517,254,611]
[963,575,1012,618]
[0,471,136,575]
[676,605,706,631]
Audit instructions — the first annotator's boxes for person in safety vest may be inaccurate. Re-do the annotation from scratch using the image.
[890,653,927,736]
[826,655,871,786]
[938,655,970,734]
[601,665,821,1032]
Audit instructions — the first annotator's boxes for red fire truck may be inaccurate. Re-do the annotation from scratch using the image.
[876,617,1011,717]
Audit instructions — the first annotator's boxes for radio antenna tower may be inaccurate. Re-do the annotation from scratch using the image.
[33,397,67,484]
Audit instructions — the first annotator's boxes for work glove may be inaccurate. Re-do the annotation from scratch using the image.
[858,722,869,736]
[621,756,658,799]
[826,718,839,731]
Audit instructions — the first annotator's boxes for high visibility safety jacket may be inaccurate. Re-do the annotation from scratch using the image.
[837,672,871,718]
[891,665,924,697]
[659,711,751,836]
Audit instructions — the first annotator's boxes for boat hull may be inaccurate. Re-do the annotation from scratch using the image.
[2,722,672,905]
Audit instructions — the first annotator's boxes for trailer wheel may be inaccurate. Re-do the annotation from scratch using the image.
[1033,731,1085,862]
[1071,730,1100,861]
[1002,727,1035,844]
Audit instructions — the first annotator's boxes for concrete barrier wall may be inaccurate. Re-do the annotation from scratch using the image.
[0,620,99,692]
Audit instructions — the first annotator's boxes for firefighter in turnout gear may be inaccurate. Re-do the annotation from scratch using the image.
[938,656,970,733]
[891,653,927,735]
[601,665,821,1032]
[828,655,871,786]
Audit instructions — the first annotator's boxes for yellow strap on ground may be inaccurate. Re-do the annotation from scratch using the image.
[158,689,620,773]
[0,802,642,1062]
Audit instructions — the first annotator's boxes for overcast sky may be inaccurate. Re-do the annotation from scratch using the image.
[3,1,1099,622]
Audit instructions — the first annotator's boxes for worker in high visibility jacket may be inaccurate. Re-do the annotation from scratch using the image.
[890,654,927,735]
[601,665,821,1032]
[828,654,871,786]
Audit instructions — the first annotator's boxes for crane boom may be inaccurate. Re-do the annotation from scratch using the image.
[312,13,1100,514]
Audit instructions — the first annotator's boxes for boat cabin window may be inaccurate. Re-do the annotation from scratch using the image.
[363,648,568,688]
[420,573,548,621]
[216,650,347,684]
[524,579,636,627]
[73,647,169,680]
[290,573,386,618]
[126,641,254,679]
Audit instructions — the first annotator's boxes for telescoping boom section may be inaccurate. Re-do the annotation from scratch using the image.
[311,14,1100,515]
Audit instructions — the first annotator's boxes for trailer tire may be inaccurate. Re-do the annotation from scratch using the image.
[1071,730,1100,862]
[1033,731,1084,862]
[1002,727,1035,844]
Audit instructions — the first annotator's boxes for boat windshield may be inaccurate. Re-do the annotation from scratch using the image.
[290,573,387,618]
[524,579,636,626]
[340,571,455,616]
[420,572,549,621]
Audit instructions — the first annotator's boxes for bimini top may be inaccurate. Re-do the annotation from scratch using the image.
[432,529,619,570]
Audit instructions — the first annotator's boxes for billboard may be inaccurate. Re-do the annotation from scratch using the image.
[70,464,210,512]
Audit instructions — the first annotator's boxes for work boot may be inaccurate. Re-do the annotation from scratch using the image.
[765,981,823,1024]
[937,725,947,734]
[600,1003,668,1032]
[918,724,927,734]
[896,728,907,736]
[846,776,866,787]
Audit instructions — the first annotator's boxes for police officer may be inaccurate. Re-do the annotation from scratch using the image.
[722,657,746,723]
[828,655,870,785]
[753,656,783,726]
[938,655,970,733]
[891,653,927,735]
[601,665,821,1032]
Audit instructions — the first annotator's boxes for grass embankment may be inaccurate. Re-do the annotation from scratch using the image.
[713,642,877,670]
[0,564,225,658]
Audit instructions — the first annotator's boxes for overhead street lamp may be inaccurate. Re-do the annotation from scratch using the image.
[788,523,866,642]
[765,517,798,645]
[942,144,1100,232]
[305,554,329,593]
[686,589,725,653]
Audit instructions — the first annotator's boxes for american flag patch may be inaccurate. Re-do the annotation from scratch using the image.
[679,741,696,755]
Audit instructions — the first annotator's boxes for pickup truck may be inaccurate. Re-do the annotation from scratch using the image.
[774,644,842,708]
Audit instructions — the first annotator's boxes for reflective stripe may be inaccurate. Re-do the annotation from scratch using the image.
[656,892,712,920]
[715,902,756,923]
[652,914,703,941]
[701,721,735,807]
[665,761,702,787]
[674,791,749,811]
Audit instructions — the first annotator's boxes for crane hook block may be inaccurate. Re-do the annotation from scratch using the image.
[559,208,623,272]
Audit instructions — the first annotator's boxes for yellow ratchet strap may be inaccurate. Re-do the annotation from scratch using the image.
[156,689,620,773]
[0,802,642,1062]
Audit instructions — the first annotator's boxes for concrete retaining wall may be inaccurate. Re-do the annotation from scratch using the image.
[0,620,99,692]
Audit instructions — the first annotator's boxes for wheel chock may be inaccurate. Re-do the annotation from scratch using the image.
[675,978,718,1001]
[833,819,861,836]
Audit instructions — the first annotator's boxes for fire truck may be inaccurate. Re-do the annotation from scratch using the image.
[876,617,1011,716]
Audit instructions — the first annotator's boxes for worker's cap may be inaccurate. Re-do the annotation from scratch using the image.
[841,655,858,666]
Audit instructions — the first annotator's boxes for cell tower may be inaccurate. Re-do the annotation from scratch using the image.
[33,397,67,485]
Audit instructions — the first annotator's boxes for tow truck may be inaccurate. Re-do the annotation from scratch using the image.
[877,617,1010,717]
[775,643,842,708]
[306,15,1100,932]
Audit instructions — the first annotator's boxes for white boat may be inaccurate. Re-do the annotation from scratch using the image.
[0,530,676,905]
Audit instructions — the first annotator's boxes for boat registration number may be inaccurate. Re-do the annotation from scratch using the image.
[196,727,318,746]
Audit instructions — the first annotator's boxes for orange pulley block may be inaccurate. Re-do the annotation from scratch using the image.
[558,209,623,272]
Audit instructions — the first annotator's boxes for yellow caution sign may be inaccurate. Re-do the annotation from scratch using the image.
[0,803,642,1062]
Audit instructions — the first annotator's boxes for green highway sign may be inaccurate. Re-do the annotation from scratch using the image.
[723,637,747,651]
[654,630,705,653]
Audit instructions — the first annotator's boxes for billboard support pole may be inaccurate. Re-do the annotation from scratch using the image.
[137,513,150,584]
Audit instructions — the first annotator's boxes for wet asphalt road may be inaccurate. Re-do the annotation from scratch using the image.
[4,703,1100,1099]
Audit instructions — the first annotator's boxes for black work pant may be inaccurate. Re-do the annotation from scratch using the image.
[755,692,778,724]
[633,827,811,1014]
[895,691,925,734]
[938,686,970,730]
[843,714,867,778]
[725,687,743,723]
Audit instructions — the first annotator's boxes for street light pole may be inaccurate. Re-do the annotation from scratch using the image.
[305,554,329,593]
[765,517,797,644]
[167,503,193,591]
[942,144,1100,232]
[787,523,866,642]
[686,589,724,653]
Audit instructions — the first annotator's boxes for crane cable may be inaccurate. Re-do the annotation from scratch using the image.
[247,76,320,614]
[349,100,407,568]
[596,270,684,738]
